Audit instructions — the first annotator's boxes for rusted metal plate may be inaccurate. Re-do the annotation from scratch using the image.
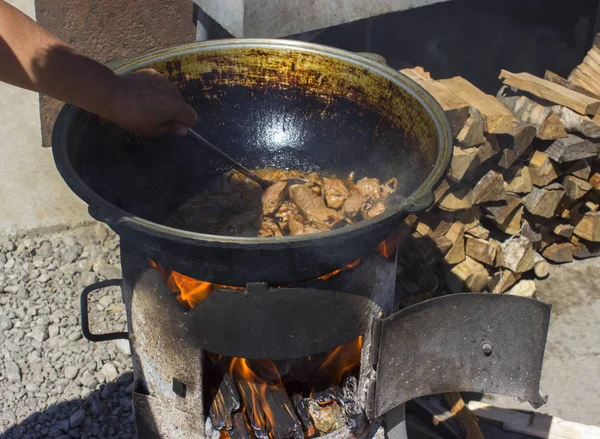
[374,293,550,418]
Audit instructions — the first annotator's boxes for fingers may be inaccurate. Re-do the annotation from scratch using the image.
[175,103,198,128]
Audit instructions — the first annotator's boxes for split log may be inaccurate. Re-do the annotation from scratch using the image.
[443,393,485,439]
[236,379,303,439]
[553,223,575,239]
[455,207,482,230]
[415,213,452,238]
[484,193,522,224]
[456,109,486,147]
[400,68,470,137]
[545,134,600,164]
[472,170,506,204]
[465,224,490,240]
[585,201,600,212]
[567,159,592,180]
[532,252,550,278]
[498,148,520,170]
[477,134,501,164]
[501,236,534,273]
[497,120,537,157]
[292,395,317,438]
[438,185,473,211]
[444,222,466,265]
[589,173,600,191]
[574,212,600,241]
[528,151,559,186]
[522,184,565,218]
[521,219,543,244]
[209,373,241,431]
[568,34,600,95]
[432,235,453,255]
[542,242,575,263]
[449,146,478,181]
[434,178,452,203]
[488,270,520,294]
[491,239,504,267]
[506,280,536,298]
[308,401,345,435]
[544,70,600,100]
[497,94,567,140]
[439,77,513,133]
[500,206,524,235]
[229,413,256,439]
[564,176,592,201]
[465,236,497,266]
[445,256,490,293]
[572,235,600,259]
[551,106,600,138]
[504,163,533,194]
[499,70,600,115]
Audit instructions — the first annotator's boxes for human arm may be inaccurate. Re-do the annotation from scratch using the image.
[0,0,197,136]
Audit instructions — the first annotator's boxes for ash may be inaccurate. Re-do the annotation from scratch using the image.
[0,224,134,438]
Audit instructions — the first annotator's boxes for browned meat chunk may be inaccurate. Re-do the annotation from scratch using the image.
[258,218,284,237]
[261,181,287,216]
[362,201,386,219]
[288,184,341,229]
[343,190,368,219]
[355,177,397,201]
[275,201,299,232]
[288,216,323,236]
[323,177,350,209]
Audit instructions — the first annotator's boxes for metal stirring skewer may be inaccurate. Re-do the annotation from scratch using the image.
[186,129,307,189]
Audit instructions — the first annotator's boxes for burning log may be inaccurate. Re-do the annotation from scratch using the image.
[232,358,304,439]
[292,395,317,438]
[209,373,241,431]
[228,413,256,439]
[443,392,485,439]
[308,400,346,435]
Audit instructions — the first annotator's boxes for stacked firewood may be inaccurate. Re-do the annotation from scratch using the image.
[399,34,600,297]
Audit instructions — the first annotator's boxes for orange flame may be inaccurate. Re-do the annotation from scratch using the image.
[317,259,361,281]
[316,336,363,385]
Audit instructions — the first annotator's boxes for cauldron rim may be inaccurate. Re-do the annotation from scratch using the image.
[52,38,452,247]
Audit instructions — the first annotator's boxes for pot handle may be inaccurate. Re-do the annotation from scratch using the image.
[81,279,129,342]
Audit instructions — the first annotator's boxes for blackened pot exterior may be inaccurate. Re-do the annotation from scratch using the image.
[52,39,452,285]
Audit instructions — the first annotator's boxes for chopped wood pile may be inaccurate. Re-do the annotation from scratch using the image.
[399,35,600,296]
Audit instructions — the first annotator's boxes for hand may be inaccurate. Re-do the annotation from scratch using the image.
[100,68,198,137]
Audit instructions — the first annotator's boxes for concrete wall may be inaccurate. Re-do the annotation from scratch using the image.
[0,0,90,234]
[34,0,197,148]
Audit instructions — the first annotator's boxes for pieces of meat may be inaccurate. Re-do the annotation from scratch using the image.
[362,201,386,219]
[258,218,284,237]
[323,177,350,209]
[355,177,397,201]
[262,181,287,216]
[288,184,341,230]
[288,216,323,236]
[275,201,300,232]
[343,191,368,219]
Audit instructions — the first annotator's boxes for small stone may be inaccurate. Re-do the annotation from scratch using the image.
[98,296,113,307]
[5,258,15,269]
[29,325,48,343]
[29,269,41,279]
[59,263,76,277]
[57,418,70,432]
[4,284,20,294]
[117,373,134,387]
[16,287,30,299]
[62,234,77,247]
[69,409,86,428]
[27,350,41,363]
[100,382,118,399]
[119,396,131,409]
[5,362,21,382]
[93,260,122,279]
[101,363,119,382]
[80,371,99,388]
[48,324,60,338]
[90,400,105,416]
[68,331,82,341]
[0,316,13,330]
[64,366,79,380]
[114,339,131,356]
[37,273,51,283]
[79,272,98,287]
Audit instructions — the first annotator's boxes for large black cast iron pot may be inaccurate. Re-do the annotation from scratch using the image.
[52,39,452,286]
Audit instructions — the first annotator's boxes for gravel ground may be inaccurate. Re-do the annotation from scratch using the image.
[0,224,135,438]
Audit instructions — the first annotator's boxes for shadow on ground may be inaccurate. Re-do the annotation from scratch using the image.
[1,373,135,439]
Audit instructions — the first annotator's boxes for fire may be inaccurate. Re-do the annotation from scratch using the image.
[316,336,363,385]
[149,259,362,308]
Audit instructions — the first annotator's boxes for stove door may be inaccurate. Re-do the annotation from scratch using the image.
[373,293,551,418]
